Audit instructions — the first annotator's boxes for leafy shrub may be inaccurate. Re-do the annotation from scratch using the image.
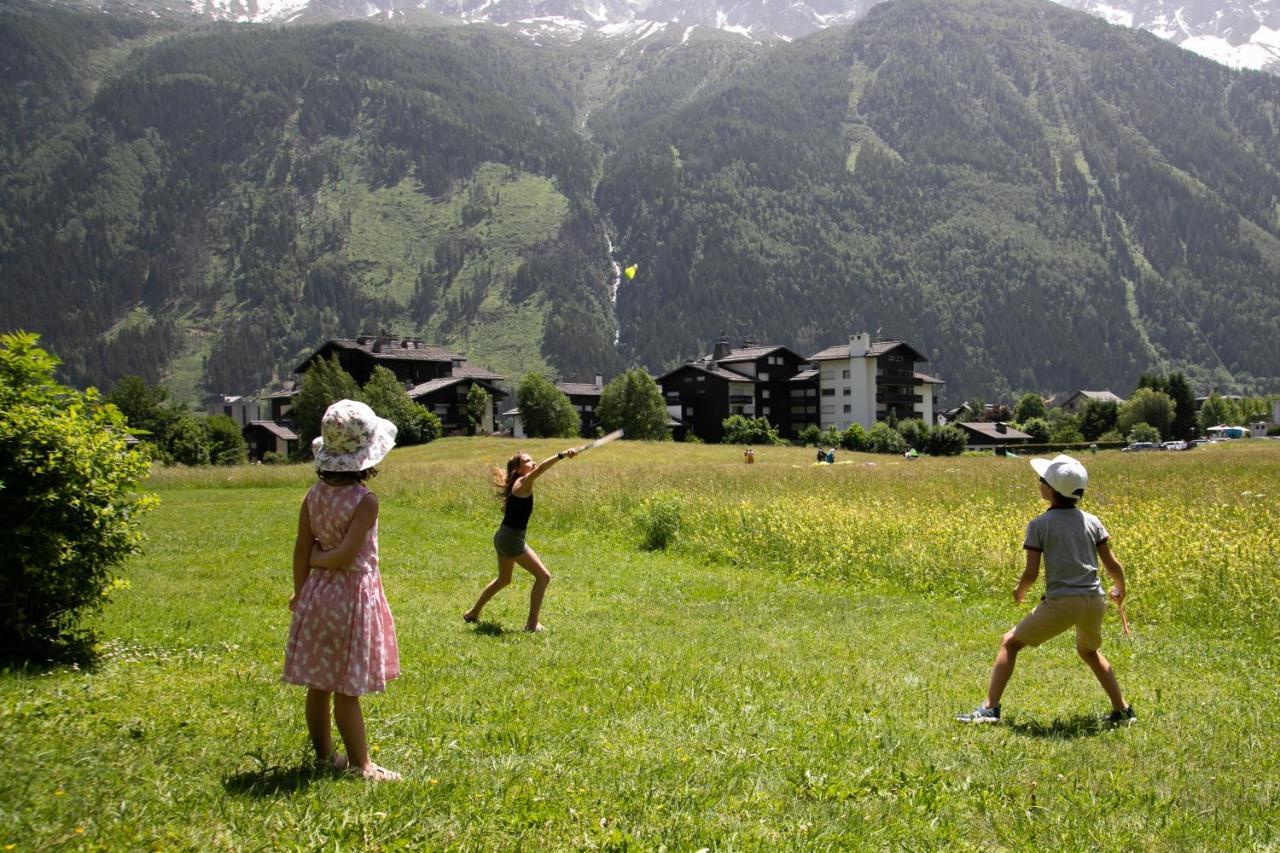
[167,415,211,466]
[206,414,248,465]
[598,368,670,440]
[261,450,289,464]
[1127,422,1160,444]
[797,424,821,446]
[1019,417,1050,443]
[865,422,906,454]
[924,424,967,456]
[818,426,842,447]
[0,333,155,662]
[896,419,927,450]
[721,414,784,446]
[1098,429,1125,443]
[517,373,579,438]
[636,492,681,550]
[683,432,703,444]
[840,423,866,451]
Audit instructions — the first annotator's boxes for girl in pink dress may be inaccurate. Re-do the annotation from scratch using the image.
[283,399,401,781]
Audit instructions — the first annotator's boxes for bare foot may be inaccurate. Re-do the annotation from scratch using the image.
[524,623,544,633]
[462,612,478,624]
[330,751,348,771]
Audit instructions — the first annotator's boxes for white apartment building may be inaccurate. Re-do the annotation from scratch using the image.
[808,333,943,431]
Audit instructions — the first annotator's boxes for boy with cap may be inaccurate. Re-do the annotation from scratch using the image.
[957,454,1135,724]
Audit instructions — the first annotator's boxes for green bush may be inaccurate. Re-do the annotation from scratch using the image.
[167,415,211,466]
[206,414,248,465]
[636,492,681,551]
[0,333,155,662]
[1127,422,1160,444]
[924,424,967,456]
[721,414,785,446]
[866,422,907,454]
[598,368,670,441]
[797,424,821,446]
[517,373,579,438]
[1019,417,1050,444]
[261,450,289,464]
[896,418,927,450]
[840,423,866,451]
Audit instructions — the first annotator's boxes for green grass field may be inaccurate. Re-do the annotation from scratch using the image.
[2,440,1278,848]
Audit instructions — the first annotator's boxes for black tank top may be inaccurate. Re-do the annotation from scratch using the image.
[502,493,534,530]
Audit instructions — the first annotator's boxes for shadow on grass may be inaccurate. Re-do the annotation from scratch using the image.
[1006,713,1113,740]
[223,761,330,797]
[467,620,506,637]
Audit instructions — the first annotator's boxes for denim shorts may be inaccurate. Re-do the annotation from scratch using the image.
[493,524,527,558]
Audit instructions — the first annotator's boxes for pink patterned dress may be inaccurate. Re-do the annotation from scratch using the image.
[283,482,399,695]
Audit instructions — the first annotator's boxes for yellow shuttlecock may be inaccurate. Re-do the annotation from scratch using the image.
[624,264,638,280]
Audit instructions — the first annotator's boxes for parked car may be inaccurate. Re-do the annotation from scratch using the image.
[1121,442,1158,452]
[1187,439,1217,448]
[1161,440,1187,451]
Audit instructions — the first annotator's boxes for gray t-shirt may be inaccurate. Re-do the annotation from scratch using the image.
[1023,507,1108,598]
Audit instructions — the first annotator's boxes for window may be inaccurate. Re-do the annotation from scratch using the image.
[696,375,705,382]
[842,388,851,396]
[759,372,769,381]
[762,389,770,399]
[762,406,770,416]
[842,369,850,379]
[821,405,835,415]
[821,388,835,397]
[843,404,852,413]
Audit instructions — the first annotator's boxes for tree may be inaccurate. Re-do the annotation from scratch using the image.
[924,424,967,456]
[1049,420,1085,444]
[865,421,906,454]
[465,383,492,436]
[362,365,439,445]
[597,368,669,441]
[1013,393,1047,424]
[167,415,211,466]
[0,333,154,662]
[1198,392,1232,433]
[1020,417,1050,444]
[1079,399,1118,441]
[293,355,362,449]
[721,414,784,445]
[517,373,578,438]
[105,375,179,441]
[206,414,248,465]
[1118,387,1175,440]
[1165,373,1198,440]
[798,424,822,446]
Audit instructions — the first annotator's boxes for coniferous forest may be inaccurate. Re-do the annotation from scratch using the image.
[1,0,1278,402]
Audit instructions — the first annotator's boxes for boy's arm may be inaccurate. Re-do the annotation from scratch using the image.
[1098,540,1126,603]
[290,499,314,610]
[1014,549,1041,604]
[310,493,379,569]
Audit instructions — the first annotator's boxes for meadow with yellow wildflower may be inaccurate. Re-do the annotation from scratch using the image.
[1,439,1276,847]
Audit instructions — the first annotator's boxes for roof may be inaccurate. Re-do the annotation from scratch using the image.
[260,384,299,399]
[914,371,945,384]
[659,361,756,384]
[409,375,507,400]
[452,362,504,381]
[557,382,604,397]
[1062,390,1123,405]
[712,344,787,363]
[295,338,463,373]
[957,422,1032,441]
[247,420,298,441]
[790,368,818,382]
[500,407,520,417]
[808,340,927,362]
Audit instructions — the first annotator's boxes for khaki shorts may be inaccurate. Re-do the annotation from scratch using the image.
[1012,594,1107,650]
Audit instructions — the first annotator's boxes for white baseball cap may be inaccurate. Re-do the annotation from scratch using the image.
[1030,453,1088,498]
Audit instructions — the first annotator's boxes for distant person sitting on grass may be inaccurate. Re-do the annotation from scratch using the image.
[957,454,1134,725]
[283,400,402,781]
[464,446,579,632]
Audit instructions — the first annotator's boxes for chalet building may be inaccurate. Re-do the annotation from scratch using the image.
[296,335,468,387]
[808,333,942,431]
[957,421,1032,451]
[208,394,258,428]
[1057,390,1123,416]
[502,375,606,439]
[408,363,506,435]
[296,335,507,436]
[243,420,299,459]
[658,335,817,442]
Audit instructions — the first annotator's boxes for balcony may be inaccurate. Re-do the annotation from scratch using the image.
[876,372,921,385]
[728,394,754,404]
[876,392,923,406]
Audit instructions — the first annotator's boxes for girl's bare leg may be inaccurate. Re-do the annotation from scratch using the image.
[305,688,334,763]
[333,693,371,769]
[515,547,552,631]
[1078,647,1127,712]
[465,556,516,621]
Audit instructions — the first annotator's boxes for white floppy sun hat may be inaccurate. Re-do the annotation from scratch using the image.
[312,399,397,472]
[1030,453,1088,498]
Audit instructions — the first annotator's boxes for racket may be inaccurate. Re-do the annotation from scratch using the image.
[1116,599,1131,637]
[574,429,623,454]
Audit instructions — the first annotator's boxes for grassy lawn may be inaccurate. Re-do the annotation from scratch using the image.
[2,441,1277,848]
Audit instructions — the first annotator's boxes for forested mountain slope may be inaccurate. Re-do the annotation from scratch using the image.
[597,0,1280,397]
[3,0,1279,401]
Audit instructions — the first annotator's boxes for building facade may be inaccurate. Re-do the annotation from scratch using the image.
[808,333,940,431]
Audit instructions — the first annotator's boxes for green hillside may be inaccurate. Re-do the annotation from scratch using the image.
[2,0,1279,402]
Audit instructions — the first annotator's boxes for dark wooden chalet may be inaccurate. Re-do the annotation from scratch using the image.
[957,421,1032,452]
[295,335,464,386]
[408,363,507,436]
